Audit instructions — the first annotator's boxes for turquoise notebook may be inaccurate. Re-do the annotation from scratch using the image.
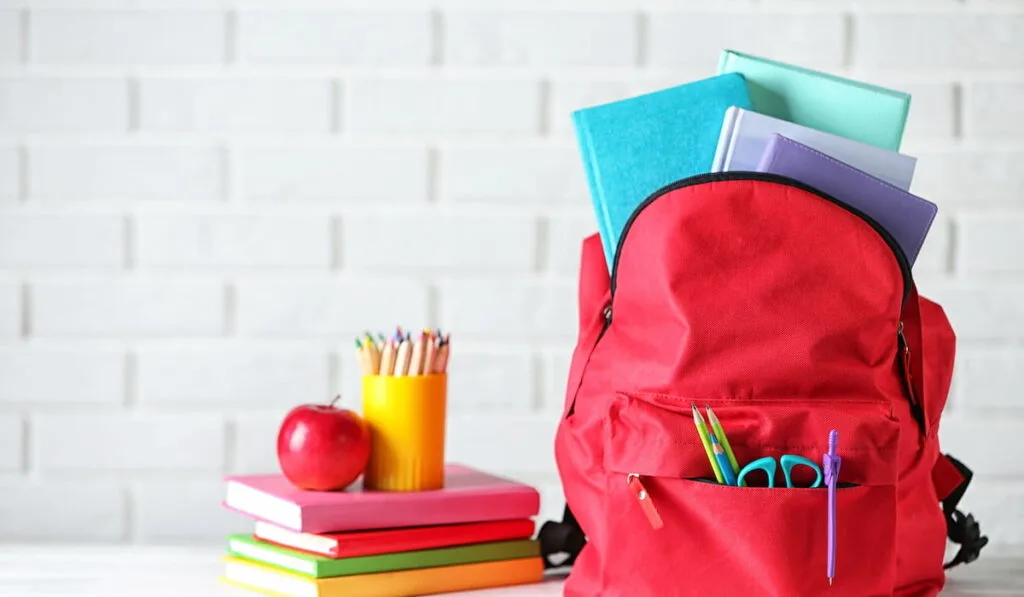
[572,73,752,270]
[717,49,910,151]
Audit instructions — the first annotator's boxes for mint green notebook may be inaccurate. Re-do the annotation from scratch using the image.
[717,49,910,151]
[226,534,539,579]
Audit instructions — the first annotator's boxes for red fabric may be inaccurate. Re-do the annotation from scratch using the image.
[932,455,965,504]
[554,178,956,596]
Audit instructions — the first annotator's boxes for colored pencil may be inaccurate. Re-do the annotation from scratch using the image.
[408,332,426,376]
[691,403,725,484]
[355,338,371,376]
[434,334,450,373]
[423,330,437,375]
[394,335,412,376]
[364,332,381,375]
[706,405,743,486]
[710,432,737,486]
[379,338,397,376]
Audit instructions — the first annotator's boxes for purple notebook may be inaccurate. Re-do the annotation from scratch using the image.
[756,134,937,266]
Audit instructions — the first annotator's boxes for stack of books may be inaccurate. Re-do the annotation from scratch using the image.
[220,464,545,597]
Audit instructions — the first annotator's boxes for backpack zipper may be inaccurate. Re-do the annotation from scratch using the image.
[897,321,927,436]
[565,304,612,418]
[627,473,664,529]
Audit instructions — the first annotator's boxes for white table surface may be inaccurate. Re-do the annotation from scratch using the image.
[0,546,1021,596]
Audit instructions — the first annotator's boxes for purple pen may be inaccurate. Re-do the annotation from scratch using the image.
[824,430,841,586]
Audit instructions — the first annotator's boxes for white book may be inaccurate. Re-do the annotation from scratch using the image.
[711,106,917,190]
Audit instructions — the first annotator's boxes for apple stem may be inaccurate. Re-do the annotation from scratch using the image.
[330,394,342,408]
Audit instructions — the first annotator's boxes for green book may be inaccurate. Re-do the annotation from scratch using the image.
[718,49,911,151]
[226,534,540,579]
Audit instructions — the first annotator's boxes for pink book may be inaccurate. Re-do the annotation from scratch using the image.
[223,464,541,534]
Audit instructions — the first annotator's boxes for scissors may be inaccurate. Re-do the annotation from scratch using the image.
[737,454,823,488]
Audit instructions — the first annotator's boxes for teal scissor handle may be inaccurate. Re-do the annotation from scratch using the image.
[780,454,823,488]
[737,457,778,487]
[736,455,823,488]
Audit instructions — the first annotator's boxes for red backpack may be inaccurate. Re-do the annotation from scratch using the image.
[538,173,988,596]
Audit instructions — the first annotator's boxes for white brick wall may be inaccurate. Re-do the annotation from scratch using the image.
[135,215,331,268]
[0,482,127,541]
[136,344,329,407]
[0,346,124,405]
[237,144,428,203]
[0,1,1022,551]
[854,13,1024,69]
[235,277,428,337]
[343,212,539,271]
[346,77,541,135]
[439,143,588,203]
[0,279,20,337]
[0,414,23,471]
[647,12,846,69]
[439,278,577,340]
[0,11,20,64]
[31,279,225,337]
[965,81,1024,140]
[28,143,223,201]
[0,214,123,268]
[138,78,332,133]
[237,11,431,66]
[34,413,225,472]
[443,11,637,67]
[30,10,225,65]
[0,145,18,201]
[0,78,127,132]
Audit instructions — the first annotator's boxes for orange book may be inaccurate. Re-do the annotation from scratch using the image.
[221,555,545,597]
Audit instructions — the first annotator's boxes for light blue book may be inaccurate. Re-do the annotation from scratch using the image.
[717,49,911,151]
[572,73,752,270]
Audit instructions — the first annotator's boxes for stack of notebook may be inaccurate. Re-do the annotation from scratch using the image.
[573,49,938,272]
[220,464,545,597]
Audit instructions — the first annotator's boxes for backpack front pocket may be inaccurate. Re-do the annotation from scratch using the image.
[599,392,900,597]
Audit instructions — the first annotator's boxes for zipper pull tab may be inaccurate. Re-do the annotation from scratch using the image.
[897,323,914,380]
[627,474,663,530]
[897,321,927,435]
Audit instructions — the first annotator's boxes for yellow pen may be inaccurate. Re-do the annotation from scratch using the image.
[691,403,724,483]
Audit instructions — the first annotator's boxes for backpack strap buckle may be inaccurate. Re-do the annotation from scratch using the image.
[944,510,986,569]
[938,454,989,569]
[537,504,586,569]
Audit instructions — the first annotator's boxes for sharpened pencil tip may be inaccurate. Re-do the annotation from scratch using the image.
[691,402,706,424]
[828,578,833,586]
[706,404,720,426]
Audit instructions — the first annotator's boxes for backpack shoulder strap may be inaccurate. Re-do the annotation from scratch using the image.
[537,504,586,569]
[934,453,989,569]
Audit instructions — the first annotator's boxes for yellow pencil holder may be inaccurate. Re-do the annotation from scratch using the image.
[361,374,447,492]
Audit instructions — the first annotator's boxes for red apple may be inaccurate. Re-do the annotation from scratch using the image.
[277,396,371,491]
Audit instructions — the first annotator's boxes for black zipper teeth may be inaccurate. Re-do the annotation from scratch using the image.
[607,171,913,305]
